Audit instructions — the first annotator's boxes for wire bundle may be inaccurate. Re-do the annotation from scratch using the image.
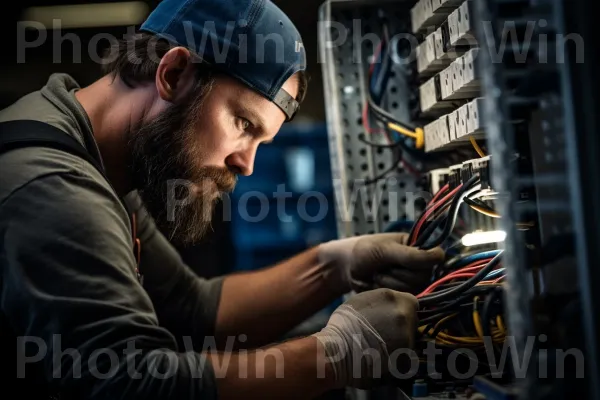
[408,175,482,249]
[358,24,428,179]
[402,176,509,353]
[416,251,506,348]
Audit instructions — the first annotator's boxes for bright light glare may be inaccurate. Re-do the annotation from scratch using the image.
[20,2,149,29]
[461,230,506,247]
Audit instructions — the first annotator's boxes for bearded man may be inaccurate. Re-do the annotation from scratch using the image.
[0,0,444,399]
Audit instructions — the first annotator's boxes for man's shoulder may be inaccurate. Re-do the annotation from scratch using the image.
[0,83,110,205]
[0,162,132,250]
[0,144,114,207]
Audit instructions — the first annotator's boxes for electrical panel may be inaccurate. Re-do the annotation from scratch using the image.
[319,0,598,399]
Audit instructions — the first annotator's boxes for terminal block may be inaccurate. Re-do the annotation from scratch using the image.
[424,115,451,152]
[419,75,456,117]
[411,0,463,34]
[448,0,476,48]
[428,167,451,194]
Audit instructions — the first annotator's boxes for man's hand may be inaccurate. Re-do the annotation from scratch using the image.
[318,232,445,293]
[312,289,419,389]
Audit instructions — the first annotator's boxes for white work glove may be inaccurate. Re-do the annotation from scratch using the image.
[318,232,445,294]
[312,288,419,389]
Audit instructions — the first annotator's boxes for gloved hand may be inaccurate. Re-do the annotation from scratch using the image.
[312,288,419,389]
[318,232,445,294]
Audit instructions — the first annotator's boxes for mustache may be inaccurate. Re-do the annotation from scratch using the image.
[193,165,238,193]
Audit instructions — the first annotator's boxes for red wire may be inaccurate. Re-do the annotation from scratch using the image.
[417,273,477,298]
[410,184,463,245]
[417,258,499,298]
[431,183,450,205]
[447,262,489,276]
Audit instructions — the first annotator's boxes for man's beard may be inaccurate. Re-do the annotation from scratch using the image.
[127,96,237,246]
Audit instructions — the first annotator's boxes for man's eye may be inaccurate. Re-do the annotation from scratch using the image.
[238,117,251,131]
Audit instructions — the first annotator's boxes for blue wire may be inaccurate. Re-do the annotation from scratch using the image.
[369,46,387,103]
[450,250,503,269]
[484,268,505,280]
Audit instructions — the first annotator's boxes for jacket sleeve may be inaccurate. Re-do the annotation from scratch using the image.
[123,191,225,350]
[0,172,219,400]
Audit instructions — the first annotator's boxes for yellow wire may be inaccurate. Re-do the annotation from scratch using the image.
[391,122,481,153]
[470,136,486,157]
[418,308,508,347]
[420,313,458,338]
[387,122,424,149]
[469,204,501,218]
[419,329,505,346]
[468,204,536,229]
[496,315,506,334]
[473,298,484,339]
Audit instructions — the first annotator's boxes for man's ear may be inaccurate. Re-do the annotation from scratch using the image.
[155,46,197,103]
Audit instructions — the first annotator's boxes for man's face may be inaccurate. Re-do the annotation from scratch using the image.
[128,72,299,245]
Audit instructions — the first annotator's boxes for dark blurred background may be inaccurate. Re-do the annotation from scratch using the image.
[0,1,338,293]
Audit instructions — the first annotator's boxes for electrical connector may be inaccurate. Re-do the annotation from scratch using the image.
[448,164,463,189]
[428,168,451,194]
[460,159,475,183]
[472,155,492,191]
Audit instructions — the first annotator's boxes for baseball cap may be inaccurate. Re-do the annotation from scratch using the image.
[140,0,307,121]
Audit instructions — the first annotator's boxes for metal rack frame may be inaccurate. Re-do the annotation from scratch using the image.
[318,0,424,240]
[556,0,600,397]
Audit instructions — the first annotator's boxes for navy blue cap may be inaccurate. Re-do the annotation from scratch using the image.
[140,0,306,120]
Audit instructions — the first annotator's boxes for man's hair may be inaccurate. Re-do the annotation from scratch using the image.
[101,32,308,104]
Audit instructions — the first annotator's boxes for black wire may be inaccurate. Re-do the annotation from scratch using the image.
[413,203,452,248]
[431,317,454,339]
[455,314,471,338]
[418,252,503,307]
[361,25,418,146]
[419,311,457,326]
[414,184,468,247]
[423,282,503,301]
[432,281,464,291]
[421,317,454,340]
[418,176,481,250]
[481,287,503,339]
[468,197,496,210]
[420,323,435,338]
[418,294,475,316]
[418,285,500,317]
[367,92,417,131]
[443,249,495,270]
[464,197,496,213]
[435,249,492,280]
[362,158,402,185]
[408,188,455,244]
[421,276,502,302]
